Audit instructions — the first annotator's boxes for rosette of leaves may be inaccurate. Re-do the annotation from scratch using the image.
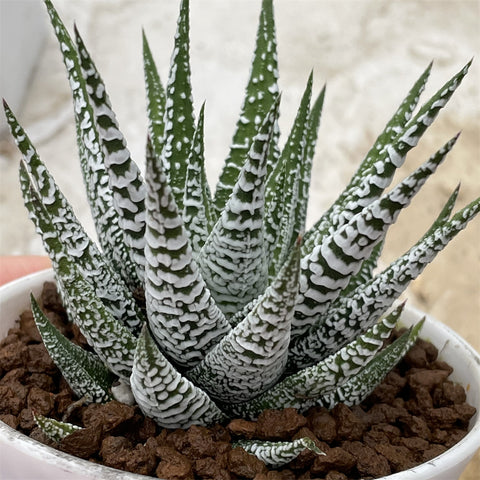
[4,0,479,468]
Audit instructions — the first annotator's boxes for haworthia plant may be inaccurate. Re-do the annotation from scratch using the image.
[30,294,114,403]
[4,0,478,470]
[233,438,324,467]
[33,414,82,443]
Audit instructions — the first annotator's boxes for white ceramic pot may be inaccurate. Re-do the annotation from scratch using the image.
[0,269,479,480]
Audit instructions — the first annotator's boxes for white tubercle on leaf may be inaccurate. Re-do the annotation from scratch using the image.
[292,133,460,341]
[197,98,280,317]
[144,132,230,369]
[291,192,480,370]
[189,238,301,403]
[161,0,195,212]
[75,26,146,288]
[131,327,226,428]
[8,111,144,333]
[31,294,113,403]
[214,0,279,216]
[235,437,324,467]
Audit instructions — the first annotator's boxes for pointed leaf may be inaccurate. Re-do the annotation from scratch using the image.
[8,112,144,333]
[130,327,226,428]
[144,135,230,369]
[341,240,384,296]
[31,295,113,402]
[293,193,480,366]
[214,0,279,215]
[182,103,215,254]
[293,134,459,340]
[234,437,323,467]
[60,268,138,381]
[33,413,82,442]
[303,61,470,255]
[319,319,424,408]
[161,0,195,211]
[266,73,312,278]
[44,0,129,274]
[190,239,301,403]
[75,26,146,287]
[302,62,432,253]
[197,98,280,316]
[230,303,404,419]
[294,85,326,237]
[341,183,459,299]
[228,296,260,328]
[143,30,166,160]
[337,63,433,207]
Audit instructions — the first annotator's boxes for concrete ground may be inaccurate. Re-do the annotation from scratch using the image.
[0,1,478,477]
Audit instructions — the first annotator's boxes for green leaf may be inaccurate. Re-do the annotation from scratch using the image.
[31,294,113,402]
[131,326,226,428]
[333,63,433,213]
[303,61,471,255]
[16,137,141,365]
[228,296,260,328]
[161,0,195,211]
[60,268,138,381]
[197,97,280,316]
[292,134,459,341]
[341,181,459,299]
[319,318,425,408]
[8,112,144,333]
[214,0,279,215]
[294,191,480,366]
[144,130,230,369]
[190,238,301,403]
[143,30,166,161]
[341,240,384,297]
[230,303,404,419]
[182,103,215,254]
[33,413,82,442]
[44,0,129,276]
[294,85,326,237]
[75,26,146,288]
[234,437,323,467]
[266,73,313,279]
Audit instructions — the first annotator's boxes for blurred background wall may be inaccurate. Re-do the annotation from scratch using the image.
[0,1,478,475]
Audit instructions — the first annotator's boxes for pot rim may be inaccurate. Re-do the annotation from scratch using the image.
[0,268,479,480]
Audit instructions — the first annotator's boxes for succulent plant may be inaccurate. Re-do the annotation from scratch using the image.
[4,0,479,468]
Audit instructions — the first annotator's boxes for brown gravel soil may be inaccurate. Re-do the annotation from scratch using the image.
[0,282,476,480]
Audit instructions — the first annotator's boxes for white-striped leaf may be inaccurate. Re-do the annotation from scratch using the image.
[45,0,131,277]
[197,97,280,316]
[75,26,146,288]
[14,149,144,333]
[292,134,459,341]
[31,295,113,403]
[229,303,404,419]
[266,73,312,279]
[291,192,480,368]
[302,61,470,256]
[33,413,82,442]
[235,437,323,467]
[214,0,279,216]
[182,103,215,254]
[190,238,301,403]
[144,131,230,369]
[131,326,226,428]
[319,319,425,409]
[60,269,138,382]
